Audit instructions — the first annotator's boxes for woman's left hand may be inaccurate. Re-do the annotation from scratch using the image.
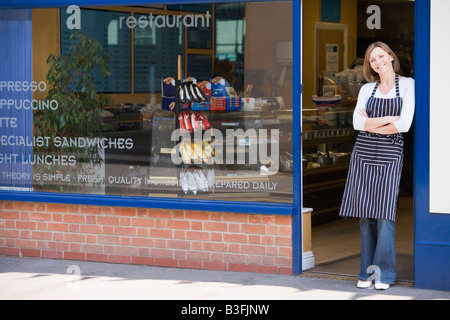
[359,109,369,118]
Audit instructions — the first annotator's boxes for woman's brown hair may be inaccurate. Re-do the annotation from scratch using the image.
[363,41,401,82]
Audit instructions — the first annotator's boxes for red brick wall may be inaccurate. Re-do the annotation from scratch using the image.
[0,201,293,275]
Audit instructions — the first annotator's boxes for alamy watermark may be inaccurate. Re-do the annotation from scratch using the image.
[66,265,81,290]
[66,5,81,30]
[366,5,381,30]
[366,265,382,284]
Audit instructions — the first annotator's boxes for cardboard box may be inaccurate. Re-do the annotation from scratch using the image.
[211,77,228,97]
[226,97,241,111]
[191,101,209,111]
[210,97,241,112]
[242,98,255,111]
[162,97,190,111]
[183,77,197,84]
[197,80,211,97]
[161,78,176,97]
[209,97,226,111]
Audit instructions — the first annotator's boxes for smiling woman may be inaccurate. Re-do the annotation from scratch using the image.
[363,41,401,83]
[340,41,415,290]
[354,42,415,135]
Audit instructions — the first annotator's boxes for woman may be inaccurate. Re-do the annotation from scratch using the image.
[339,42,415,290]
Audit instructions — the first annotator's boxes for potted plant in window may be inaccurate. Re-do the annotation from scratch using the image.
[33,30,112,193]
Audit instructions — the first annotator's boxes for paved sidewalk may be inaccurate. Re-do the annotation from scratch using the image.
[0,256,449,300]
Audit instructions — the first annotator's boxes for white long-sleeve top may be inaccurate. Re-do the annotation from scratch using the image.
[353,76,415,133]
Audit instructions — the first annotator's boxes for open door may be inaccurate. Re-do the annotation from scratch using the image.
[302,0,416,285]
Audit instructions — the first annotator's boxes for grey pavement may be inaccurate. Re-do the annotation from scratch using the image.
[0,255,449,300]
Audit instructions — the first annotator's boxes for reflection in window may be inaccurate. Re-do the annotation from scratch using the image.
[107,19,119,45]
[134,13,184,93]
[216,20,245,61]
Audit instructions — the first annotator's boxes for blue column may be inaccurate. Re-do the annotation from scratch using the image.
[414,0,450,291]
[291,0,302,274]
[0,9,33,191]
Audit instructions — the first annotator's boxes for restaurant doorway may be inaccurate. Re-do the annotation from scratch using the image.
[302,0,415,285]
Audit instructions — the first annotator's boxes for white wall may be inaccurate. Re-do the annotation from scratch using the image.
[430,0,450,214]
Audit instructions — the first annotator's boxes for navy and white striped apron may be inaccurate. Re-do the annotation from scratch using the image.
[340,74,404,222]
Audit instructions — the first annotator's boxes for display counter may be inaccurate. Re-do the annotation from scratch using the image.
[146,107,293,203]
[302,99,357,225]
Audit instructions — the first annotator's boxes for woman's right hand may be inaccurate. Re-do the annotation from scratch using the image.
[386,116,400,123]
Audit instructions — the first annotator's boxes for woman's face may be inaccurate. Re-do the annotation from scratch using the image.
[369,47,394,75]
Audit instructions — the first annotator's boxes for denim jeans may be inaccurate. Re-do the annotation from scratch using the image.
[359,218,397,284]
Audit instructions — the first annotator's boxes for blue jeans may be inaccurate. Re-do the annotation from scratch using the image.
[359,218,397,284]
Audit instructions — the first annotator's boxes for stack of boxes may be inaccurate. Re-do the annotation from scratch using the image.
[209,77,241,112]
[161,76,241,112]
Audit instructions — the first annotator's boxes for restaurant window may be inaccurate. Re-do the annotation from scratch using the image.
[0,1,294,204]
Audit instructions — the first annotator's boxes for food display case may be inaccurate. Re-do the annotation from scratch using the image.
[147,106,294,203]
[102,103,152,197]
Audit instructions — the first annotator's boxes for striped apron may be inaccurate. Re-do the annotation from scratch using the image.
[340,74,404,222]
